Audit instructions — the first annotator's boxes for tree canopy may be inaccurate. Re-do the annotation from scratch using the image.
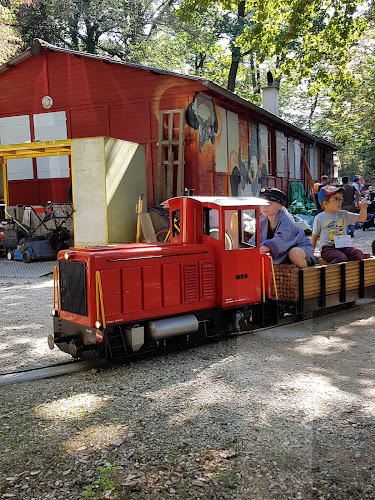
[2,0,375,178]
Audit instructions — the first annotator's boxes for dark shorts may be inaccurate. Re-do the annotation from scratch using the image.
[321,245,364,264]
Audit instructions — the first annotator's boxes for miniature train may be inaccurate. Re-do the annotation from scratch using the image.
[49,196,375,360]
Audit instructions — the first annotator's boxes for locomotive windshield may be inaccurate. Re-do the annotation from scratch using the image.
[203,207,257,250]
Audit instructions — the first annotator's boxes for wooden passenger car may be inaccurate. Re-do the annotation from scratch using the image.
[272,256,375,316]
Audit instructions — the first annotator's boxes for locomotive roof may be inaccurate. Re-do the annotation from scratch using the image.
[170,196,269,206]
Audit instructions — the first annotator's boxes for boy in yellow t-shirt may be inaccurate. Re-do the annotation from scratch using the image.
[311,185,368,264]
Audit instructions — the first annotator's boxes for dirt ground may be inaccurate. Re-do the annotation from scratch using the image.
[0,228,374,499]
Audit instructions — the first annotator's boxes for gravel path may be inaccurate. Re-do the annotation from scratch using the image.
[0,228,374,499]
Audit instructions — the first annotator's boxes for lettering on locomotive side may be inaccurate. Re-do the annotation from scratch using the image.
[225,297,246,304]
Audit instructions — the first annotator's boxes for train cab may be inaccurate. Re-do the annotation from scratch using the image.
[167,196,273,308]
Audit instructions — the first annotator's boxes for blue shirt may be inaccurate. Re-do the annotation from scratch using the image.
[252,207,316,264]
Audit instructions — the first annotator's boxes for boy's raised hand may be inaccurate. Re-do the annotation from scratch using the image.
[358,197,368,209]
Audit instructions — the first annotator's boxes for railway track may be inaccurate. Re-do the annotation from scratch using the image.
[1,298,372,387]
[0,360,100,386]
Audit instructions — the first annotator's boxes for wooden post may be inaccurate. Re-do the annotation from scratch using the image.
[136,193,144,243]
[302,156,316,203]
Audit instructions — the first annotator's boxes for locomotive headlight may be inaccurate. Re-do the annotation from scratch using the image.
[64,252,69,260]
[51,307,59,317]
[95,320,102,329]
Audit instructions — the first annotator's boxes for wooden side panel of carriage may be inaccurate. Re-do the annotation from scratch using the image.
[271,257,375,313]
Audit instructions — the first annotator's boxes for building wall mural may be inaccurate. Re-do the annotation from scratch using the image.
[185,94,218,151]
[258,124,268,191]
[187,94,268,196]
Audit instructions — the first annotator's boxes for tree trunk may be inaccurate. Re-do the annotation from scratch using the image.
[227,1,245,92]
[228,47,240,92]
[308,93,319,132]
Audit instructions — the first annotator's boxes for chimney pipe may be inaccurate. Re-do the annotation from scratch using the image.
[261,85,279,117]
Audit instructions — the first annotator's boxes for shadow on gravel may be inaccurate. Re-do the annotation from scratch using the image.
[0,316,374,500]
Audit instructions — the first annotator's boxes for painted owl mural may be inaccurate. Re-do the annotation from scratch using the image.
[186,94,268,197]
[185,94,218,151]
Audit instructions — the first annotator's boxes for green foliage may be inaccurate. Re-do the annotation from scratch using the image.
[5,0,375,179]
[177,0,369,94]
[15,0,174,55]
[0,1,22,63]
[280,27,375,182]
[84,461,117,499]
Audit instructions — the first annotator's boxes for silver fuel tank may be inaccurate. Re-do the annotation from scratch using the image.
[147,314,199,341]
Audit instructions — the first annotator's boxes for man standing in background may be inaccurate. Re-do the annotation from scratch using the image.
[314,175,329,213]
[342,176,359,237]
[352,175,360,193]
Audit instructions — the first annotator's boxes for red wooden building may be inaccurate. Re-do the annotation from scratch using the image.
[0,39,337,207]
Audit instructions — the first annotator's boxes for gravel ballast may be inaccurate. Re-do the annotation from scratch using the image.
[0,230,374,499]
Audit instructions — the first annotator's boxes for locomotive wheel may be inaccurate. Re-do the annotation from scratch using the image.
[292,312,307,322]
[343,301,356,309]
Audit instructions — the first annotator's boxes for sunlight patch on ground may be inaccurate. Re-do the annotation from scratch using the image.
[30,280,54,289]
[29,337,53,356]
[2,289,25,301]
[350,316,375,325]
[0,279,53,293]
[2,323,43,331]
[64,424,128,452]
[0,335,41,351]
[293,335,353,355]
[34,393,109,420]
[282,372,355,419]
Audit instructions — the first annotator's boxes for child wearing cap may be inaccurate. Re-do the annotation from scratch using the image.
[311,185,368,264]
[255,187,316,268]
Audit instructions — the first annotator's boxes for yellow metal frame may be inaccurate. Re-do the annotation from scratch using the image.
[0,157,7,205]
[0,140,72,207]
[0,139,72,160]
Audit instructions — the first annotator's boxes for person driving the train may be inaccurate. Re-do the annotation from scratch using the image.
[257,187,316,268]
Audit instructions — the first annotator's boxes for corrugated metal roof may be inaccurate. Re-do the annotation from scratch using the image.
[0,39,338,149]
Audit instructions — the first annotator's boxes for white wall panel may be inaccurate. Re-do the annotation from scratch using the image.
[276,130,284,177]
[33,111,70,179]
[294,139,301,179]
[227,110,239,167]
[0,115,33,180]
[308,147,318,182]
[288,137,295,178]
[258,124,268,175]
[214,107,228,172]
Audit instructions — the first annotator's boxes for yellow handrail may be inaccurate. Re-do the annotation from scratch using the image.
[95,271,106,329]
[53,266,57,309]
[53,266,61,314]
[261,258,266,302]
[269,256,278,300]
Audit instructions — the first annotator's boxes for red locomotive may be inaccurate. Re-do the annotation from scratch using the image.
[50,195,375,360]
[49,196,279,359]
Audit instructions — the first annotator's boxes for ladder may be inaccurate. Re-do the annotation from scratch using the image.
[156,109,185,205]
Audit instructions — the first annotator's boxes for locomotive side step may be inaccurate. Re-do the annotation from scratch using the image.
[105,330,129,359]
